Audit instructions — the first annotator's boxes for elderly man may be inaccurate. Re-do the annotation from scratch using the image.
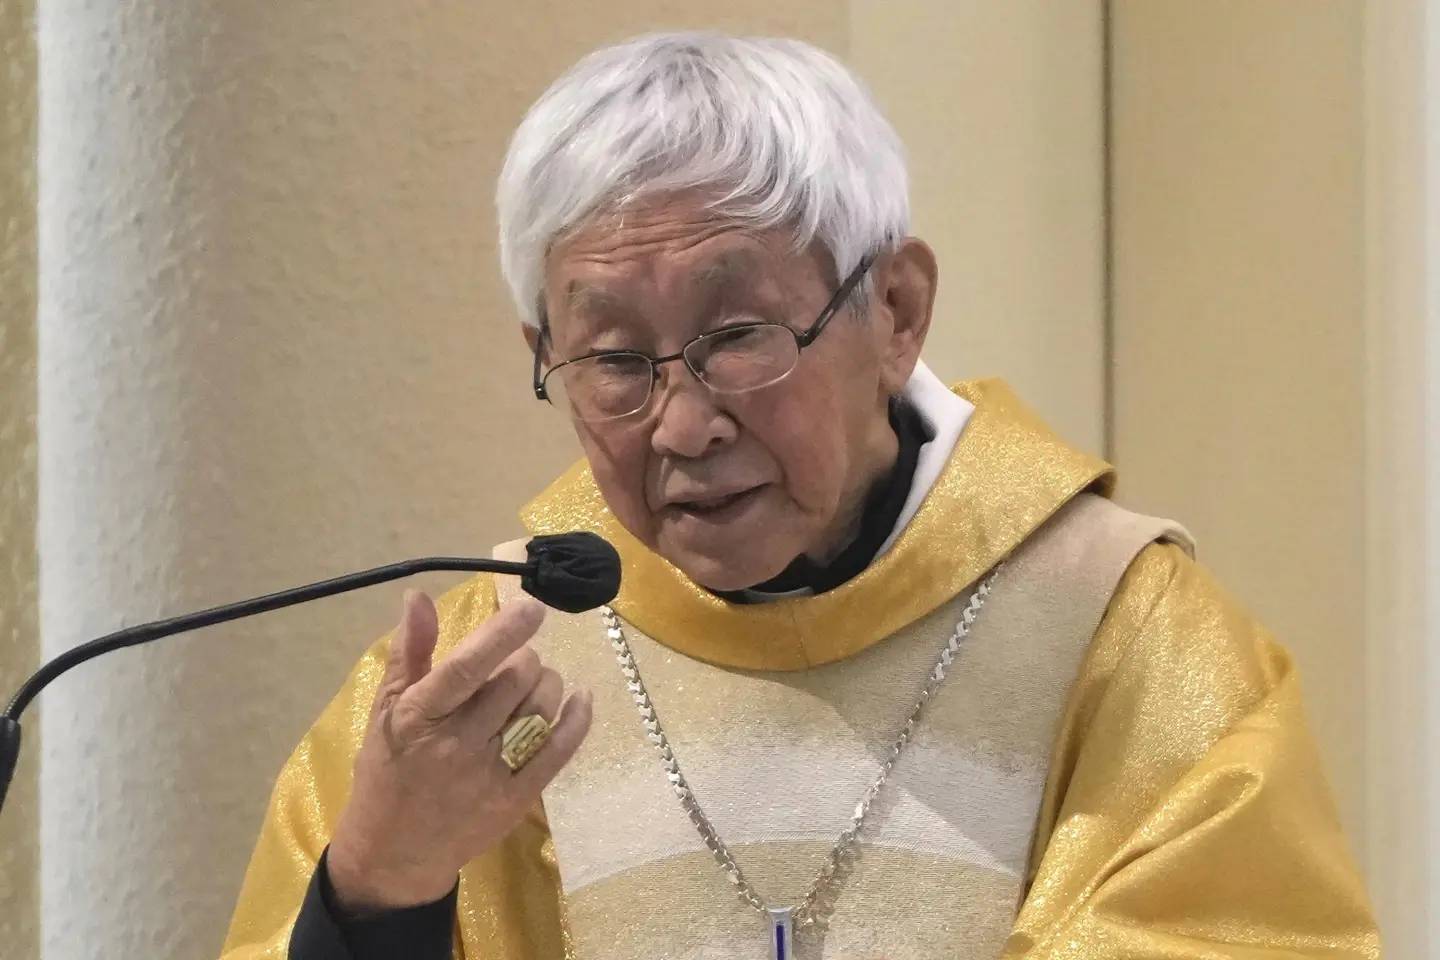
[221,32,1379,960]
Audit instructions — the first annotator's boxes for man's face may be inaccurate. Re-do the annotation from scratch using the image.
[536,196,909,591]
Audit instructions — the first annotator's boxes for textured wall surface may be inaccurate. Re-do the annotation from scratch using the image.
[1,1,39,959]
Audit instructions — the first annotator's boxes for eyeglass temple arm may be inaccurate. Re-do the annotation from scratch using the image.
[797,255,875,348]
[532,320,549,400]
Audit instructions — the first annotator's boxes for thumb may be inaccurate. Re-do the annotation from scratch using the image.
[380,589,439,695]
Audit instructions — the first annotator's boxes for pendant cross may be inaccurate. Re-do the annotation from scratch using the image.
[768,907,794,960]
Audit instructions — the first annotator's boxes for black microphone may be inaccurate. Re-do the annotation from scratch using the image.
[0,531,621,815]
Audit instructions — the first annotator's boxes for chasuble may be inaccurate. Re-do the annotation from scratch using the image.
[221,378,1380,959]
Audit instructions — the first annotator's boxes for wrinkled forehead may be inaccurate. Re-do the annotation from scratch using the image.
[542,198,826,327]
[559,247,768,319]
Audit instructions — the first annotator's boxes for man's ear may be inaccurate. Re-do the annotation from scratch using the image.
[521,323,542,354]
[872,237,937,395]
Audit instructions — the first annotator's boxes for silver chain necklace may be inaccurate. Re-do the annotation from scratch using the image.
[600,564,1002,960]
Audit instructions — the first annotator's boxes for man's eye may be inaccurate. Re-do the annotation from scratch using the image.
[596,354,642,370]
[710,325,763,347]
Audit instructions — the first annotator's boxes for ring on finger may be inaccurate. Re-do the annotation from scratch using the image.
[500,714,551,772]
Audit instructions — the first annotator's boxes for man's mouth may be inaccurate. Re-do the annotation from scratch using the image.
[670,486,764,516]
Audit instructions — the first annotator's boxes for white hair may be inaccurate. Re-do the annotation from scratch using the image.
[496,32,911,328]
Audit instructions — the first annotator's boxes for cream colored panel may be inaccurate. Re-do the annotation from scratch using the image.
[1362,0,1434,954]
[850,1,1106,455]
[1109,0,1367,862]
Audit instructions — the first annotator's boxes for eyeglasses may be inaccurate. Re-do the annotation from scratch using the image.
[533,255,874,423]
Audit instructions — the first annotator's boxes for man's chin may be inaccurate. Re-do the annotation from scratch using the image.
[650,495,803,591]
[658,541,793,594]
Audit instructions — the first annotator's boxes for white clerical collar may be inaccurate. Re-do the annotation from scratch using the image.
[874,360,974,559]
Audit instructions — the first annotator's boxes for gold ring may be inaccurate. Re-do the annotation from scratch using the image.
[500,714,551,772]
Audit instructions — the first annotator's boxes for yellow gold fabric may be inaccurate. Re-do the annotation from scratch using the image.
[1007,541,1380,958]
[220,378,1379,959]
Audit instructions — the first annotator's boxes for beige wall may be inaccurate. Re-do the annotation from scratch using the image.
[0,1,38,959]
[851,1,1106,454]
[1109,0,1367,862]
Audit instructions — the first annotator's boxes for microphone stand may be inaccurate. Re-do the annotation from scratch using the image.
[0,532,620,815]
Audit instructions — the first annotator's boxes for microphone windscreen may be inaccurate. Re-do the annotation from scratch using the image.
[522,532,622,612]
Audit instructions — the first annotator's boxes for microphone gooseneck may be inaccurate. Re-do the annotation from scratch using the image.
[0,532,622,814]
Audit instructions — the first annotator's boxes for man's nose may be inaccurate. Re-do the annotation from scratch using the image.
[648,363,738,459]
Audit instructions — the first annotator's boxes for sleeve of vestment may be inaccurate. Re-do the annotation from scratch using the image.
[1006,542,1381,959]
[218,572,568,960]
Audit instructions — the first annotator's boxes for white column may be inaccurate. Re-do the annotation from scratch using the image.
[1362,0,1438,954]
[1422,0,1440,950]
[32,4,583,956]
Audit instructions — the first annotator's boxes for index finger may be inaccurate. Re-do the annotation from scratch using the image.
[402,596,547,719]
